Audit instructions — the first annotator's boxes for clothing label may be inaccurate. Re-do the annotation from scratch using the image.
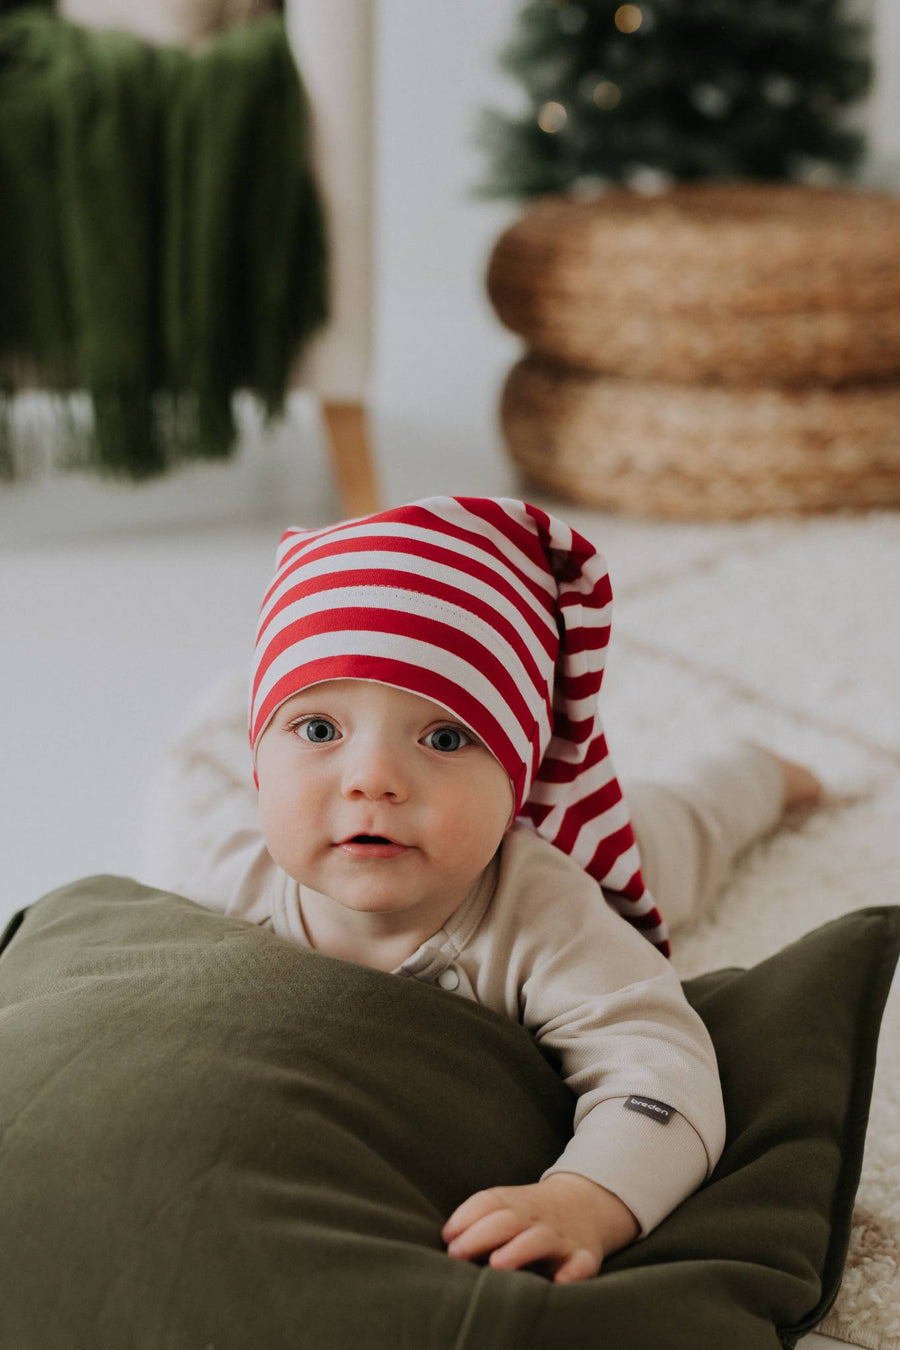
[624,1095,675,1125]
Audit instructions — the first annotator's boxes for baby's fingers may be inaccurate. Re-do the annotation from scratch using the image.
[553,1247,601,1284]
[442,1189,506,1244]
[488,1223,570,1273]
[445,1208,524,1261]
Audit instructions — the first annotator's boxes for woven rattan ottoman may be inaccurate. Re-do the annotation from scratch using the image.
[488,185,900,518]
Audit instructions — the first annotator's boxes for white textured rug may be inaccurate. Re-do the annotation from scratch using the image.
[141,507,900,1350]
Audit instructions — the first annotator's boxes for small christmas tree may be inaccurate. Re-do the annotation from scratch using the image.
[479,0,872,197]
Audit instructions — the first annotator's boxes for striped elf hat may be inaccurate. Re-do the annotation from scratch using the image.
[250,496,669,955]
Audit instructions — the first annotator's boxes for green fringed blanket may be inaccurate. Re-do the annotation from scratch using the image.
[0,9,329,480]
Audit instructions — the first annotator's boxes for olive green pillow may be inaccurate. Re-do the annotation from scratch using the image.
[0,877,897,1350]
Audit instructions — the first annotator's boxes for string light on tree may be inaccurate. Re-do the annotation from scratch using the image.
[762,74,800,107]
[593,81,622,111]
[690,84,731,119]
[538,101,568,133]
[614,5,643,34]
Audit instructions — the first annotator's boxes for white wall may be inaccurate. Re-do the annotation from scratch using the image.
[871,0,900,165]
[371,0,523,506]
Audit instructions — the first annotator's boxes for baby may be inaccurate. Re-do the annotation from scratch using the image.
[182,495,821,1285]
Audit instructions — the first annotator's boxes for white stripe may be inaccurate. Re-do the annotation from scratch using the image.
[498,500,613,602]
[536,791,633,869]
[256,582,551,719]
[562,603,613,631]
[276,513,555,614]
[257,547,557,657]
[526,751,618,807]
[500,499,573,558]
[448,499,609,612]
[570,821,639,882]
[535,721,609,766]
[549,687,602,724]
[573,833,644,893]
[259,528,558,642]
[531,788,631,847]
[607,888,664,923]
[561,571,611,600]
[253,629,534,762]
[274,526,315,567]
[457,500,614,628]
[444,498,560,593]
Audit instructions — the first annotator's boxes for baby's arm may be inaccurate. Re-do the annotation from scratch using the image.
[442,829,726,1281]
[442,1172,639,1284]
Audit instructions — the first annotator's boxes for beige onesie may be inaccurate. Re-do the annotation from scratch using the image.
[175,741,784,1236]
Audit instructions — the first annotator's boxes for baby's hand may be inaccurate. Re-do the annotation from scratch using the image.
[441,1172,639,1284]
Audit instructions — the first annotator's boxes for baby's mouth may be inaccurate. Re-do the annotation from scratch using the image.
[336,833,411,858]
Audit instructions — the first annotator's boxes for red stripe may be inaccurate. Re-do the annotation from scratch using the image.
[260,525,326,610]
[258,566,552,705]
[551,779,623,855]
[458,503,615,658]
[563,626,610,656]
[259,502,511,612]
[407,503,556,617]
[558,578,612,610]
[523,503,611,593]
[585,823,636,882]
[252,607,536,747]
[467,498,606,609]
[273,504,445,576]
[536,734,609,784]
[617,908,660,931]
[551,712,594,745]
[519,801,553,830]
[618,868,648,903]
[459,498,553,574]
[260,533,557,659]
[556,669,604,702]
[252,654,527,789]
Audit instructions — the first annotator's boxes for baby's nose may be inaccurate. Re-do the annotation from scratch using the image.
[341,739,408,802]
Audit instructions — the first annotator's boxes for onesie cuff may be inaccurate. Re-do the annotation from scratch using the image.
[540,1095,710,1236]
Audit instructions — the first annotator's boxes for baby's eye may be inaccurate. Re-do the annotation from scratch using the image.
[296,716,339,744]
[422,725,471,753]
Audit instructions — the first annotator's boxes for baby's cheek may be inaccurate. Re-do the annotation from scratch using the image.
[258,786,312,860]
[442,805,507,866]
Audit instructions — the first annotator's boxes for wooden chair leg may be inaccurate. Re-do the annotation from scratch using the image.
[321,401,380,518]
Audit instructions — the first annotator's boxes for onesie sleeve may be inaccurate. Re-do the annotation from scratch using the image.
[483,829,726,1237]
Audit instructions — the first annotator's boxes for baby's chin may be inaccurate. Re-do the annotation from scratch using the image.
[312,867,479,917]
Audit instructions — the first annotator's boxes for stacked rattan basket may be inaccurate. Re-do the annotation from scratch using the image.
[487,184,900,518]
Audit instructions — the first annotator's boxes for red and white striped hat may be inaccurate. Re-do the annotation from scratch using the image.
[250,496,669,955]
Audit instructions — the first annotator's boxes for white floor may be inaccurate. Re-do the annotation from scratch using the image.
[3,443,895,1350]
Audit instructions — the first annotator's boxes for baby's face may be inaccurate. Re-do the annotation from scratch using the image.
[255,679,514,927]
